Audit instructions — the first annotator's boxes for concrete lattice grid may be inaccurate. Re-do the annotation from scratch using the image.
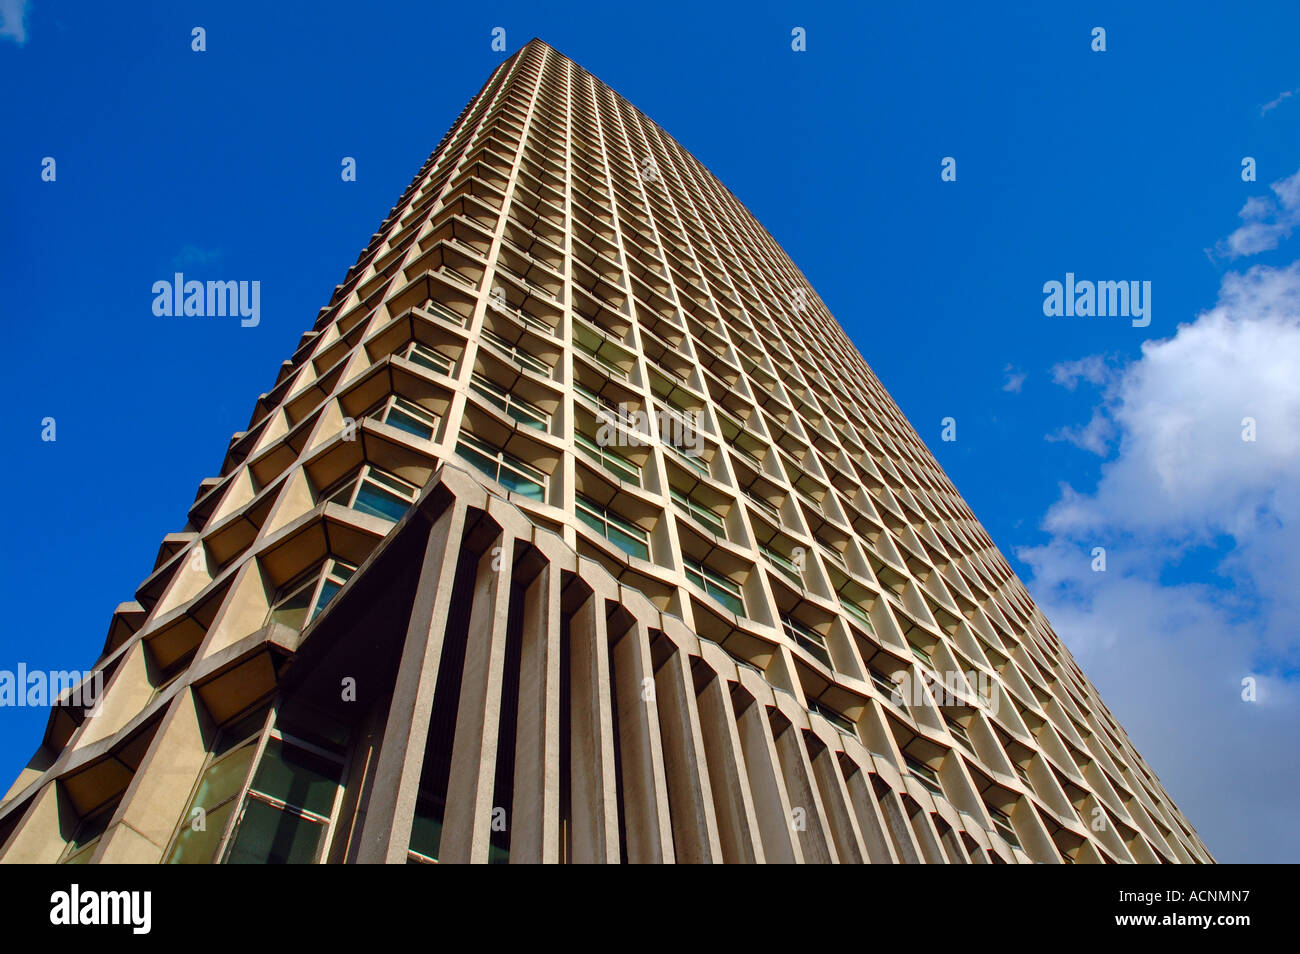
[0,39,1212,865]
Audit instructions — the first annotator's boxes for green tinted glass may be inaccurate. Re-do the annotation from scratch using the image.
[167,799,236,864]
[248,739,341,817]
[225,799,326,865]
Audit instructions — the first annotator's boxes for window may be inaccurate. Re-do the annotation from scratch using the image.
[795,487,822,515]
[575,494,650,560]
[741,487,779,520]
[577,382,626,421]
[573,380,620,416]
[469,372,550,431]
[782,615,831,668]
[403,341,455,375]
[574,322,630,380]
[576,431,642,486]
[809,700,858,740]
[1013,762,1033,787]
[664,440,708,476]
[420,297,468,327]
[842,599,875,634]
[683,557,745,616]
[946,717,973,752]
[407,789,508,864]
[267,558,357,631]
[909,643,934,669]
[905,756,944,798]
[817,540,847,570]
[222,731,345,864]
[870,667,900,699]
[166,708,268,864]
[727,438,762,468]
[326,465,419,522]
[517,308,556,337]
[379,395,439,440]
[670,488,725,537]
[760,544,802,587]
[440,264,476,288]
[988,807,1021,850]
[455,433,546,501]
[481,327,550,376]
[655,394,696,432]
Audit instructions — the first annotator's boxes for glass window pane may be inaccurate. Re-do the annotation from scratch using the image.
[508,403,547,429]
[191,743,258,816]
[409,802,443,862]
[575,506,606,537]
[167,798,236,864]
[498,467,544,500]
[225,798,326,864]
[269,585,313,630]
[353,482,412,522]
[408,346,451,374]
[385,407,434,439]
[456,441,499,479]
[249,738,342,817]
[709,586,745,615]
[471,381,508,411]
[608,526,649,560]
[310,580,342,621]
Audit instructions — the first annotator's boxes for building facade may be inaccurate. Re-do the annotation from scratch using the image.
[0,39,1211,864]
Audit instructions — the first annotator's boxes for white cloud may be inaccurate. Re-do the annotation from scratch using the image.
[1026,262,1300,861]
[1018,538,1300,861]
[1212,168,1300,260]
[1046,263,1300,538]
[0,0,27,44]
[1045,406,1115,455]
[1001,364,1026,393]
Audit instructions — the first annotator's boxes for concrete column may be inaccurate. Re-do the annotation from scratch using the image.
[877,785,924,864]
[843,767,900,863]
[771,721,838,863]
[439,530,516,863]
[509,562,561,863]
[808,743,869,863]
[353,502,467,864]
[694,674,764,863]
[734,698,802,863]
[566,591,620,862]
[651,645,723,863]
[608,618,674,862]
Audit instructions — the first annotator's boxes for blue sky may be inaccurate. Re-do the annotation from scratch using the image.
[2,1,1297,862]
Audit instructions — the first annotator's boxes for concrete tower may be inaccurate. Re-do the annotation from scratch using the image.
[0,40,1211,865]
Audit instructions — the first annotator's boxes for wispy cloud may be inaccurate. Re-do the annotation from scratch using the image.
[1211,167,1300,260]
[0,0,28,45]
[1050,353,1114,390]
[1000,363,1025,393]
[1260,87,1299,116]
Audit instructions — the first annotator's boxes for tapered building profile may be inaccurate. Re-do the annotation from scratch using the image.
[0,39,1210,865]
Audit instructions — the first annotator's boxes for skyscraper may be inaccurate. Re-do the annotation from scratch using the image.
[0,39,1211,864]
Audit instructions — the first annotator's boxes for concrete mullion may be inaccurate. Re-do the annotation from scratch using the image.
[353,501,467,863]
[566,590,621,862]
[438,530,517,863]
